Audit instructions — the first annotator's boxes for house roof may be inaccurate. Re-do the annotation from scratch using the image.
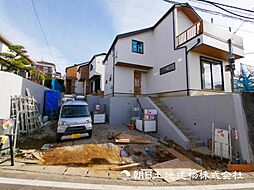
[0,33,37,65]
[37,61,56,67]
[103,3,200,62]
[77,61,90,71]
[74,53,107,71]
[89,53,107,64]
[65,61,89,72]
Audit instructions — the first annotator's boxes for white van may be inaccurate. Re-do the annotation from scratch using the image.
[57,100,92,141]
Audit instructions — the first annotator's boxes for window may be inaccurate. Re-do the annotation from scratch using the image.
[201,57,224,91]
[160,63,176,75]
[132,40,144,54]
[61,105,90,118]
[90,64,93,71]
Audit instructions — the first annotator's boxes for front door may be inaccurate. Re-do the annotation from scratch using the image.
[134,71,141,95]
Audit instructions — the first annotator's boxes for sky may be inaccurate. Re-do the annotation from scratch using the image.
[0,0,254,74]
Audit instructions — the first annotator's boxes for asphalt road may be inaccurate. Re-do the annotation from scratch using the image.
[0,169,254,190]
[1,177,254,190]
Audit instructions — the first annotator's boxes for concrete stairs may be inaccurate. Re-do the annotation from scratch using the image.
[150,97,204,149]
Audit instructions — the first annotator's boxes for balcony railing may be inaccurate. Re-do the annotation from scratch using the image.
[176,20,203,47]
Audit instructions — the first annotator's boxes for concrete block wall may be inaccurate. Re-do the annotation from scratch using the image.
[161,94,253,163]
[0,71,47,118]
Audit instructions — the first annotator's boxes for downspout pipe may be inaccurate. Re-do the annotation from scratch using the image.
[112,47,115,97]
[186,38,201,96]
[172,6,201,96]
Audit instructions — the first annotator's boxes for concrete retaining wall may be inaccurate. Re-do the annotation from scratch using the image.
[0,71,47,118]
[89,96,190,149]
[86,96,102,112]
[108,97,140,126]
[241,92,254,162]
[138,97,190,150]
[161,94,253,163]
[87,96,140,126]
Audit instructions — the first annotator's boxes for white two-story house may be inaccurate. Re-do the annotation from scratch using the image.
[89,53,106,94]
[104,3,244,97]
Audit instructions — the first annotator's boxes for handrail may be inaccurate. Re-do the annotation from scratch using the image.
[137,98,144,114]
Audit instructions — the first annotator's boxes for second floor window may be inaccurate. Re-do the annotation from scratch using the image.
[132,40,144,54]
[90,64,93,71]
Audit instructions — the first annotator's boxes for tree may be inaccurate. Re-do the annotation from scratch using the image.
[0,45,33,72]
[0,44,45,81]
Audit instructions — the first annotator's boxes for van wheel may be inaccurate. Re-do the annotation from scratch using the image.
[56,134,62,142]
[87,130,92,138]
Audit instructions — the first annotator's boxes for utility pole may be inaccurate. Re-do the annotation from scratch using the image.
[227,39,235,93]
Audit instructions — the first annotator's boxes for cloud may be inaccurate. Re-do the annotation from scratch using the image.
[105,0,170,33]
[0,1,69,74]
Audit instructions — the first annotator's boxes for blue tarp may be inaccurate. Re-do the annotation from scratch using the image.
[51,79,63,92]
[44,90,61,116]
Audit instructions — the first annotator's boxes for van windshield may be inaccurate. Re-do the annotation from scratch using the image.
[61,105,90,118]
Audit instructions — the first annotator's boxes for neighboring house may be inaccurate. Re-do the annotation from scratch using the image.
[66,53,106,96]
[103,3,244,97]
[77,62,90,95]
[65,62,87,94]
[55,72,62,79]
[36,61,57,78]
[89,53,106,94]
[0,34,37,79]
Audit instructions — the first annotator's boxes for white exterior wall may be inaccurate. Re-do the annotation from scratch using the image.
[104,50,114,96]
[0,43,9,69]
[95,55,106,91]
[0,71,47,118]
[203,21,244,56]
[105,11,188,95]
[114,66,147,95]
[89,54,106,91]
[146,11,187,94]
[0,42,9,53]
[74,81,84,94]
[188,51,232,92]
[104,6,243,96]
[89,58,96,79]
[116,31,154,68]
[175,10,193,35]
[115,66,133,94]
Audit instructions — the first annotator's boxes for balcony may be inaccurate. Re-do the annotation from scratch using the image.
[176,20,244,60]
[176,20,203,47]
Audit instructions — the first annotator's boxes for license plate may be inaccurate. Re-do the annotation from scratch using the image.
[71,134,81,139]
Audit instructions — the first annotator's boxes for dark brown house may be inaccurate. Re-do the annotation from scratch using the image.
[77,62,90,95]
[65,62,88,94]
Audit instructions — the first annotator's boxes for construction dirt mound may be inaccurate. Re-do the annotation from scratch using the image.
[42,143,124,166]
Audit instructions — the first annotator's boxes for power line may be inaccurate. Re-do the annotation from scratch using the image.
[210,3,254,20]
[163,0,254,24]
[194,0,254,14]
[189,0,254,17]
[30,0,55,63]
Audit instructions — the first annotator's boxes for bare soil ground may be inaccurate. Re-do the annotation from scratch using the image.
[17,121,228,172]
[43,143,124,166]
